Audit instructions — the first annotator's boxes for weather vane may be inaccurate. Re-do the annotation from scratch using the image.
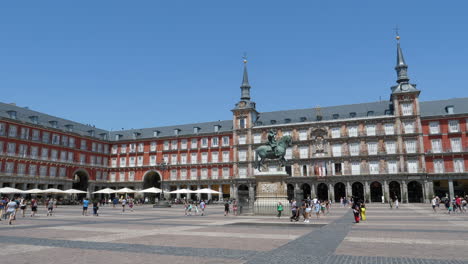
[242,52,247,63]
[394,25,400,41]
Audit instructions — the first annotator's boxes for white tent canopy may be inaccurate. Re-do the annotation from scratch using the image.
[92,188,116,194]
[138,187,162,194]
[194,188,221,194]
[0,187,25,194]
[115,187,137,193]
[169,188,195,194]
[25,188,45,194]
[64,189,88,194]
[41,188,65,194]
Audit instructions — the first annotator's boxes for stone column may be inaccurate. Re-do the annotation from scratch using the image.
[310,183,316,198]
[185,185,190,200]
[207,185,212,201]
[218,185,224,201]
[401,180,408,203]
[294,183,301,201]
[176,185,181,200]
[424,180,433,203]
[448,179,455,200]
[248,183,255,209]
[346,181,352,198]
[383,180,390,203]
[328,183,334,202]
[233,184,238,200]
[196,185,201,200]
[364,181,370,203]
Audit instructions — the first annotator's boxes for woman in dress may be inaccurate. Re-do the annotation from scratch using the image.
[360,203,366,221]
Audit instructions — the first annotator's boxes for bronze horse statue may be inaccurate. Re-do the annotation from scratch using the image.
[254,135,292,171]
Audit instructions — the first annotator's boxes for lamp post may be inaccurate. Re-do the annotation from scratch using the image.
[158,161,168,200]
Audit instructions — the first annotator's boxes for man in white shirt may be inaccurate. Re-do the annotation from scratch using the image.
[431,197,437,213]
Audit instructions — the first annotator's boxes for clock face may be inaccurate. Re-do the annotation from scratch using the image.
[239,101,246,107]
[401,84,408,91]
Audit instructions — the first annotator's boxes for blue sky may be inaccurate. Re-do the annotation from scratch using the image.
[1,1,467,130]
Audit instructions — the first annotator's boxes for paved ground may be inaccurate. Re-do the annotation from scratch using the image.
[1,203,467,264]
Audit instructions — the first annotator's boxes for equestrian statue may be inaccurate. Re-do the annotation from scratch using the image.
[254,129,292,171]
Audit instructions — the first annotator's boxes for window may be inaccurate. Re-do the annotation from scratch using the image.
[96,156,102,165]
[238,167,247,178]
[407,160,418,173]
[201,138,208,148]
[65,124,73,132]
[110,172,116,182]
[20,127,29,140]
[111,145,118,154]
[171,154,177,165]
[385,141,396,154]
[211,152,219,163]
[369,161,379,174]
[366,125,376,136]
[222,136,230,146]
[446,106,454,114]
[59,167,67,178]
[150,142,157,152]
[171,140,178,150]
[238,150,247,161]
[129,156,136,167]
[285,148,292,159]
[434,159,444,173]
[431,139,442,153]
[331,127,340,138]
[137,156,143,166]
[239,117,246,129]
[214,125,220,132]
[137,143,144,152]
[120,157,126,167]
[104,145,109,154]
[5,162,14,173]
[40,147,48,159]
[60,151,67,161]
[454,159,464,173]
[351,162,361,175]
[222,167,230,179]
[29,164,37,176]
[181,169,187,180]
[32,129,40,141]
[181,139,187,149]
[212,168,219,179]
[349,143,360,156]
[42,132,51,144]
[61,135,68,146]
[52,134,60,145]
[180,153,187,164]
[332,144,341,157]
[0,141,3,154]
[191,153,198,164]
[190,168,198,180]
[387,160,398,174]
[69,137,75,148]
[68,152,74,162]
[30,146,38,158]
[170,170,177,180]
[299,146,308,159]
[80,139,87,150]
[238,135,246,144]
[8,125,17,137]
[0,123,5,136]
[119,172,125,182]
[40,166,48,177]
[7,111,17,119]
[163,154,169,163]
[401,102,413,116]
[402,122,415,135]
[120,144,127,154]
[51,149,58,161]
[150,155,156,166]
[448,120,459,132]
[429,122,440,134]
[153,130,160,137]
[211,137,219,147]
[18,163,26,175]
[450,138,462,152]
[405,140,417,153]
[193,127,199,134]
[384,123,394,135]
[174,129,180,136]
[201,168,208,179]
[96,171,101,180]
[253,133,261,144]
[222,151,230,162]
[367,142,378,155]
[163,141,169,150]
[282,130,291,137]
[50,167,57,177]
[191,139,198,148]
[348,126,358,137]
[299,130,307,141]
[7,142,16,155]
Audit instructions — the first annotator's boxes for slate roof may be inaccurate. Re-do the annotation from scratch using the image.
[420,98,468,117]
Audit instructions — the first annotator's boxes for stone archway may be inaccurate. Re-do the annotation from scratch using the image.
[287,184,294,201]
[352,182,364,202]
[370,181,383,202]
[143,170,162,201]
[317,183,328,201]
[407,181,424,203]
[389,181,401,202]
[237,184,249,209]
[302,183,311,200]
[334,182,346,202]
[72,169,89,199]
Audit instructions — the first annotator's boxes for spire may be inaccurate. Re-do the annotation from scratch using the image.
[395,33,409,84]
[240,55,251,100]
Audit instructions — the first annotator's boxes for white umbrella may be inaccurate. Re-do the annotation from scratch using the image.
[169,188,196,194]
[64,189,88,194]
[138,187,162,194]
[25,188,45,194]
[115,187,137,193]
[0,187,25,194]
[92,188,116,194]
[194,188,221,194]
[42,188,65,194]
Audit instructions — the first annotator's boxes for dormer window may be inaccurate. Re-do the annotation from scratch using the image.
[270,120,276,125]
[7,111,17,120]
[88,130,95,137]
[30,116,39,124]
[333,114,339,119]
[367,111,374,117]
[99,133,108,140]
[193,127,200,134]
[349,112,356,118]
[114,134,122,141]
[49,121,58,128]
[445,105,454,114]
[174,129,180,136]
[316,115,322,121]
[214,125,221,132]
[284,118,291,124]
[133,132,141,139]
[256,121,263,126]
[65,124,74,132]
[300,117,307,122]
[153,130,160,137]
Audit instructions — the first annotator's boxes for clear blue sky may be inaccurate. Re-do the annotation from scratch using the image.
[1,1,467,131]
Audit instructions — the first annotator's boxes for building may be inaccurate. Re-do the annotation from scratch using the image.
[0,36,467,206]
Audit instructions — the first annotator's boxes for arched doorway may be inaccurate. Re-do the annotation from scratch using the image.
[407,181,424,203]
[352,182,364,202]
[317,183,328,201]
[389,181,401,202]
[287,184,294,201]
[334,182,346,202]
[370,181,382,202]
[143,171,162,201]
[302,183,311,200]
[237,184,249,211]
[72,170,89,200]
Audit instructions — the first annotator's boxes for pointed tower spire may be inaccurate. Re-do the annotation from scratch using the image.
[240,55,251,100]
[395,33,409,84]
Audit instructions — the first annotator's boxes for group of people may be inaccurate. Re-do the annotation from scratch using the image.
[351,200,367,223]
[0,196,53,225]
[287,198,331,222]
[184,200,207,216]
[432,195,468,214]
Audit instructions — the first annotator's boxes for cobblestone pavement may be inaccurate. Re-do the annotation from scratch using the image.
[1,203,467,264]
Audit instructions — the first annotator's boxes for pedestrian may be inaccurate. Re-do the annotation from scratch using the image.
[0,197,6,221]
[121,198,127,212]
[360,203,366,221]
[129,198,134,212]
[93,201,99,216]
[82,198,89,216]
[431,197,437,213]
[353,204,360,223]
[200,200,206,216]
[47,199,54,216]
[314,202,321,219]
[6,198,18,225]
[290,206,298,222]
[19,198,27,217]
[30,198,38,217]
[381,195,385,204]
[395,196,399,209]
[304,203,311,223]
[184,201,189,216]
[113,197,118,208]
[224,202,230,216]
[277,202,283,218]
[233,200,238,216]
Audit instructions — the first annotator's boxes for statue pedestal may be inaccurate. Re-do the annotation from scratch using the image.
[254,171,290,215]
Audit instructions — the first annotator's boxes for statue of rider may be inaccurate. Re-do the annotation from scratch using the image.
[267,129,279,156]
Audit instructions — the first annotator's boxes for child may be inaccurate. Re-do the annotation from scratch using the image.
[353,205,360,223]
[93,201,99,216]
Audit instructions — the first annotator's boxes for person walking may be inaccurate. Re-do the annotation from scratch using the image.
[30,199,38,217]
[121,198,127,213]
[6,198,18,225]
[128,198,134,212]
[360,203,367,221]
[304,203,311,223]
[200,200,206,216]
[353,204,360,223]
[277,202,283,218]
[92,201,99,216]
[431,197,437,213]
[47,199,54,216]
[232,201,238,216]
[19,198,27,217]
[82,198,89,216]
[395,196,399,209]
[224,202,230,216]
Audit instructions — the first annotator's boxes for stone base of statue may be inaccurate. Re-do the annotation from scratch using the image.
[153,200,171,208]
[254,170,290,215]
